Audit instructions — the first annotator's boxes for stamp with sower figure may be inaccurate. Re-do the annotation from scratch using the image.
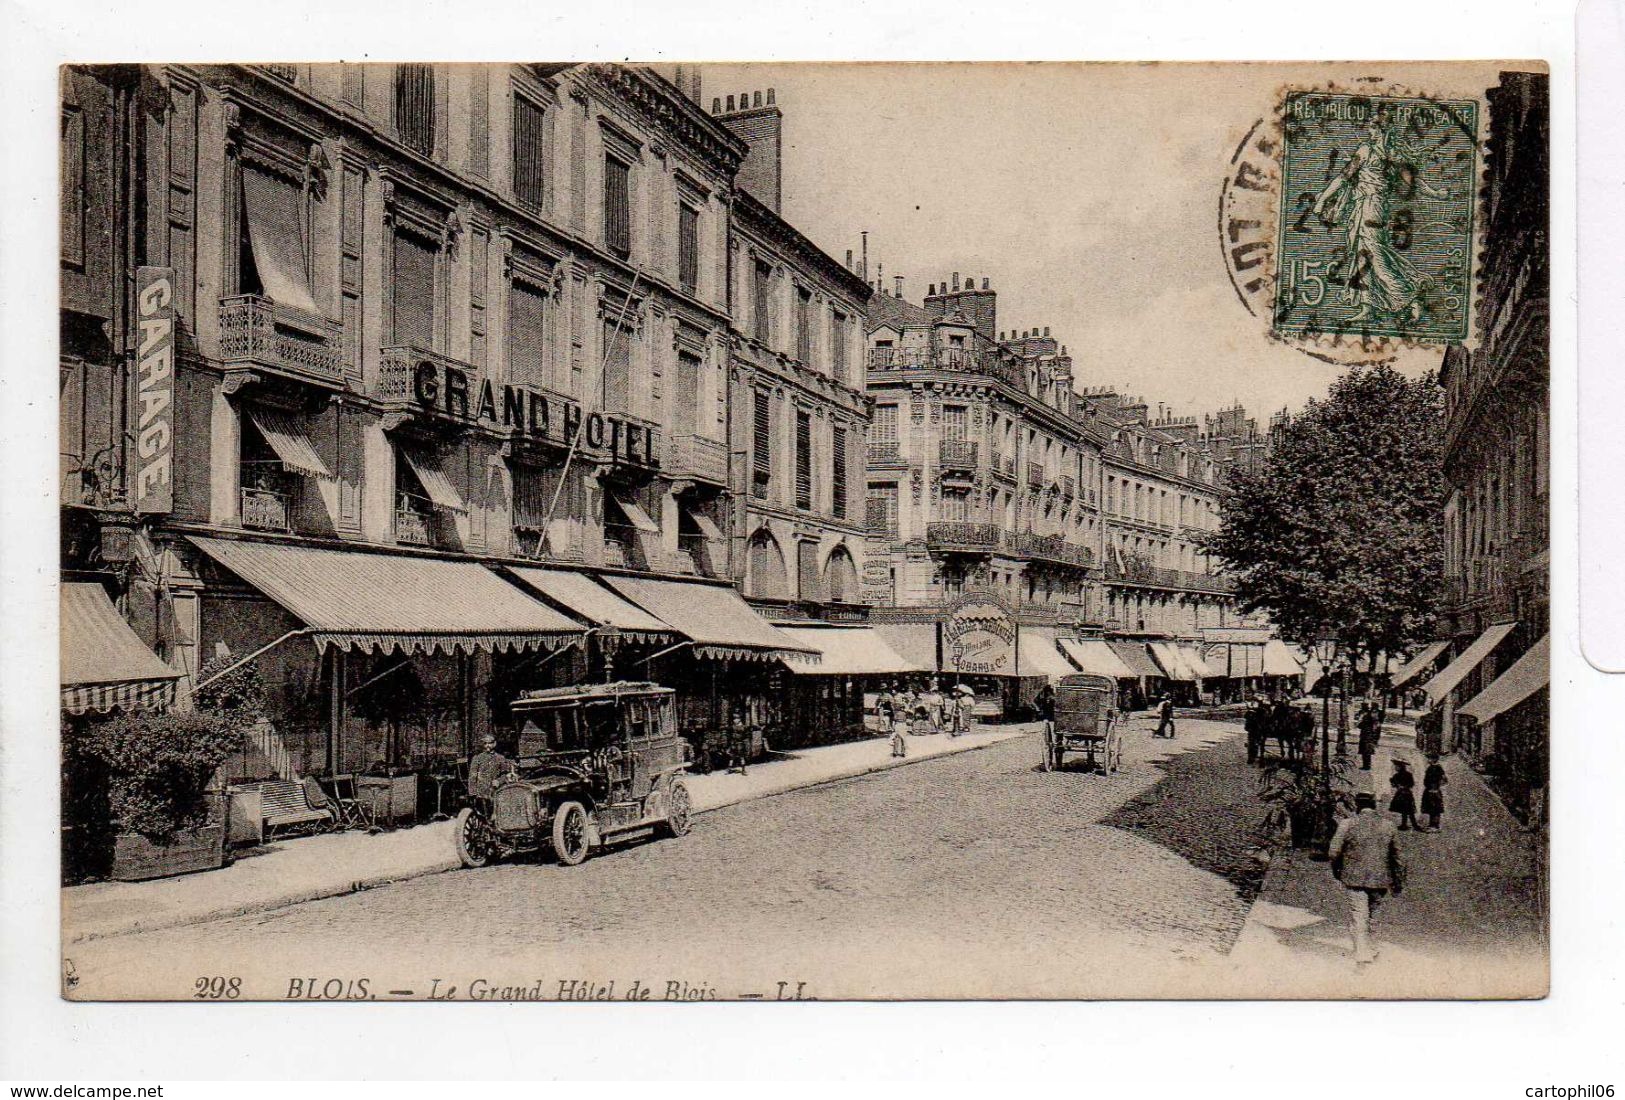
[1273,91,1478,344]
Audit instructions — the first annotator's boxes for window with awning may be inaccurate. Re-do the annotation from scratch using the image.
[241,165,319,317]
[1420,623,1518,705]
[1459,635,1548,725]
[244,407,334,481]
[398,446,466,513]
[61,583,178,715]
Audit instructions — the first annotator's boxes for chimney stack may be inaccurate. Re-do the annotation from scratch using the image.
[894,275,903,297]
[845,249,854,272]
[714,87,784,213]
[952,272,960,291]
[982,277,990,290]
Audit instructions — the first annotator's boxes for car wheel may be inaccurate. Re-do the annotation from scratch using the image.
[551,801,591,866]
[662,779,692,838]
[454,807,494,868]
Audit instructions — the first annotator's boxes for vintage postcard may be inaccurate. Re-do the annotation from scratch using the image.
[57,60,1548,1001]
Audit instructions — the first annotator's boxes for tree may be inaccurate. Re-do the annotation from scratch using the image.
[1202,364,1444,669]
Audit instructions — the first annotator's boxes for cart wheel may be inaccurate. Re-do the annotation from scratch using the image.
[453,807,495,868]
[661,779,692,838]
[551,801,591,866]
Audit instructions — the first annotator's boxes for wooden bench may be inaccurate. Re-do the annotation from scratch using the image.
[259,778,332,840]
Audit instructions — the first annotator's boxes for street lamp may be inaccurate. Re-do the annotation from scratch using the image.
[1313,636,1339,779]
[950,642,966,689]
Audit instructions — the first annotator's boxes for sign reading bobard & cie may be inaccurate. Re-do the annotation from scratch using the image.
[941,593,1016,676]
[408,359,658,469]
[133,267,176,514]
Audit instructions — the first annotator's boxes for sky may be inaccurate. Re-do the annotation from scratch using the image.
[701,61,1513,423]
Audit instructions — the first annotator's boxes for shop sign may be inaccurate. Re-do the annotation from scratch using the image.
[941,595,1014,675]
[133,267,175,514]
[408,359,658,469]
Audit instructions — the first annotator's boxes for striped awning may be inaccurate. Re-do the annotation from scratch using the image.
[245,407,334,481]
[1015,626,1075,681]
[400,447,467,513]
[1390,640,1450,690]
[61,583,178,715]
[1459,635,1548,724]
[1420,623,1518,705]
[1057,638,1137,679]
[1149,641,1201,682]
[504,566,673,643]
[599,575,817,662]
[1108,640,1162,679]
[775,626,922,676]
[190,537,583,655]
[1263,640,1305,677]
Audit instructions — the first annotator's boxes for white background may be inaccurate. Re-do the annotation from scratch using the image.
[0,0,1614,1088]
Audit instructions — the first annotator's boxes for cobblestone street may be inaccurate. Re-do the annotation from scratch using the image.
[68,717,1269,1000]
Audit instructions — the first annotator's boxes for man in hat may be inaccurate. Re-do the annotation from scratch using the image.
[1154,694,1176,739]
[951,684,976,737]
[466,734,512,812]
[1328,792,1406,964]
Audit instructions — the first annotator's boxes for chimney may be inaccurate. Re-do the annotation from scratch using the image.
[952,272,960,291]
[845,249,854,272]
[982,277,990,290]
[893,275,903,298]
[715,87,784,212]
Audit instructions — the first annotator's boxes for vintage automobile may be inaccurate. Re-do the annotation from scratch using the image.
[1044,673,1123,774]
[453,681,692,868]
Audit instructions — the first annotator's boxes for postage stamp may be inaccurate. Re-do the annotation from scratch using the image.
[1271,91,1479,344]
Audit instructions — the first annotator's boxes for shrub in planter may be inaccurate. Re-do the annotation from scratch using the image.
[1258,756,1357,851]
[81,708,241,845]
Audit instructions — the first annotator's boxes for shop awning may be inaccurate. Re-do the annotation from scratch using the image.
[1459,635,1549,724]
[1420,623,1519,705]
[245,407,335,481]
[775,626,923,676]
[400,448,467,513]
[1203,647,1235,679]
[1109,640,1162,679]
[1389,640,1450,690]
[1016,627,1075,681]
[1058,638,1137,679]
[1149,641,1201,681]
[190,536,583,655]
[61,583,179,715]
[1263,639,1305,677]
[599,575,816,662]
[503,566,673,643]
[1177,643,1211,680]
[870,623,939,672]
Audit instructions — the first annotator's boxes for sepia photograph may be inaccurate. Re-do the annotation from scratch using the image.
[49,57,1551,1004]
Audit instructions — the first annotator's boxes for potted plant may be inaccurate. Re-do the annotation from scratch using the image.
[1258,757,1357,851]
[82,707,242,880]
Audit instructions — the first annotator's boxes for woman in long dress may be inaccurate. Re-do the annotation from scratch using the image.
[1312,115,1451,324]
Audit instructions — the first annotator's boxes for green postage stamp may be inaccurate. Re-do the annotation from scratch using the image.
[1273,91,1479,344]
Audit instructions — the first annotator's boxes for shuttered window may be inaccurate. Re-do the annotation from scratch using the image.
[603,155,631,257]
[391,230,437,348]
[395,64,436,156]
[795,410,812,511]
[942,405,967,440]
[867,487,898,538]
[872,404,897,442]
[601,318,631,413]
[678,202,699,294]
[753,261,772,343]
[512,93,546,208]
[832,426,848,519]
[241,166,317,315]
[752,389,771,498]
[61,105,84,265]
[831,311,848,383]
[796,288,813,364]
[508,278,548,388]
[941,491,968,523]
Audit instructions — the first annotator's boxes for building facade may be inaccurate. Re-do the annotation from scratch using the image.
[59,63,868,786]
[1436,71,1549,815]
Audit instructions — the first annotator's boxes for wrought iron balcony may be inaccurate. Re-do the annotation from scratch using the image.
[666,433,728,486]
[1015,532,1093,571]
[869,440,902,465]
[219,294,343,389]
[938,438,978,471]
[394,493,434,547]
[865,345,1026,390]
[1026,462,1045,489]
[375,345,484,428]
[1058,474,1075,501]
[926,522,1003,554]
[240,486,290,532]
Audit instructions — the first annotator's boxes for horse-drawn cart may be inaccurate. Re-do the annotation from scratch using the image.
[1043,673,1122,774]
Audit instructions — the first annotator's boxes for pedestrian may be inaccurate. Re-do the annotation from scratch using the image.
[875,682,896,737]
[951,684,976,737]
[923,678,945,734]
[1357,702,1382,771]
[1154,694,1176,739]
[1421,754,1448,831]
[1328,792,1406,965]
[889,696,908,759]
[1388,758,1420,831]
[728,711,751,776]
[1244,695,1269,764]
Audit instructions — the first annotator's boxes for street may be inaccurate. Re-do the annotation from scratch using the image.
[67,719,1270,1001]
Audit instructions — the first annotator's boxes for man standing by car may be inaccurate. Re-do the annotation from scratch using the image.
[467,734,512,812]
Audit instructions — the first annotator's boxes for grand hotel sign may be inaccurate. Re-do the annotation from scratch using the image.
[408,359,658,469]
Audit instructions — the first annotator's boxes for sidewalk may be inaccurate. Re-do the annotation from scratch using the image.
[1226,724,1547,998]
[62,723,1030,945]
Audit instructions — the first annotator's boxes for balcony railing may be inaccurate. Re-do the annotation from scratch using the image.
[1015,532,1093,571]
[869,440,902,464]
[1058,474,1075,501]
[1026,462,1045,489]
[375,345,484,420]
[240,486,290,532]
[1105,556,1236,593]
[865,345,1026,390]
[219,295,342,388]
[926,522,1003,553]
[666,434,728,485]
[938,439,978,469]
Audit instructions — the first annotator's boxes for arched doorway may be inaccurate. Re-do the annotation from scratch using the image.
[746,528,789,600]
[824,544,860,604]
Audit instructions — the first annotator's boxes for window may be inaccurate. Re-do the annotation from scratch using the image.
[512,93,546,208]
[832,426,848,519]
[677,202,699,294]
[240,165,317,316]
[603,155,631,257]
[795,410,813,510]
[675,351,702,436]
[752,389,772,499]
[508,278,548,388]
[395,64,436,157]
[872,404,897,442]
[601,317,631,413]
[867,486,898,539]
[753,261,772,343]
[391,229,437,348]
[941,490,968,523]
[796,287,813,364]
[831,311,848,382]
[60,104,84,266]
[942,405,967,440]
